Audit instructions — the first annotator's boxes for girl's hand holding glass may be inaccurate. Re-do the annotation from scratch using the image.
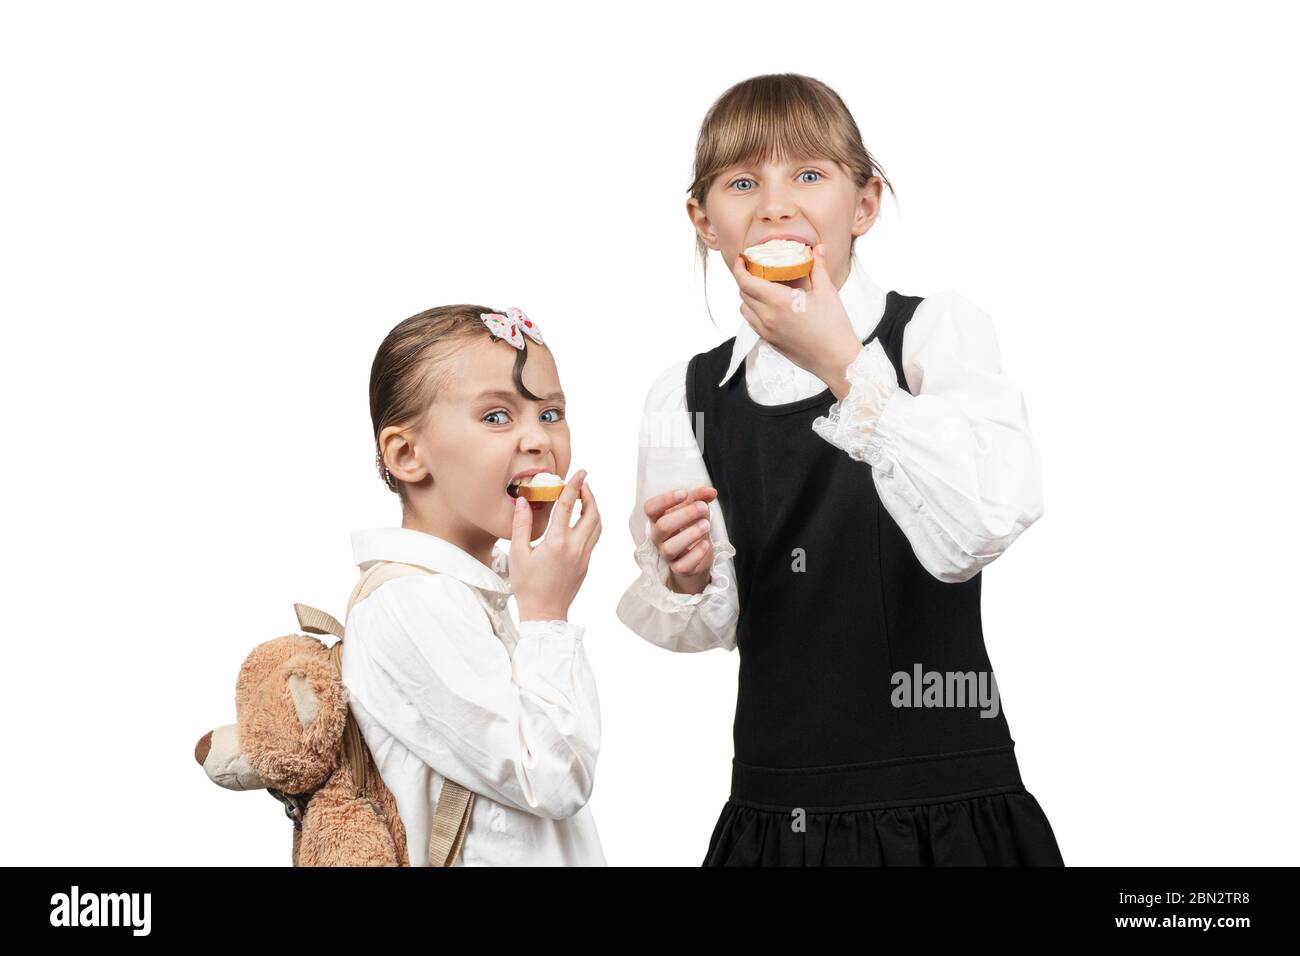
[510,469,600,622]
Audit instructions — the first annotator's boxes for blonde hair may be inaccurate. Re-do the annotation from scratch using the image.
[688,73,896,320]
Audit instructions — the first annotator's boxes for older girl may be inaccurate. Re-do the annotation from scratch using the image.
[618,74,1063,866]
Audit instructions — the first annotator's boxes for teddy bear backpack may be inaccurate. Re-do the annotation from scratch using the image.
[195,560,475,866]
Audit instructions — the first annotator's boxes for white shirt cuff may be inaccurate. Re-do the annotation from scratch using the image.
[811,339,901,466]
[516,618,586,642]
[627,525,736,612]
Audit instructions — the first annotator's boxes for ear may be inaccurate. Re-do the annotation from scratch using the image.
[379,424,429,485]
[232,635,347,794]
[851,175,883,238]
[686,197,721,251]
[278,652,348,754]
[287,673,319,727]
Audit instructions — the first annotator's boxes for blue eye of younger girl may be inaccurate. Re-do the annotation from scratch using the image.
[798,169,822,183]
[483,407,564,425]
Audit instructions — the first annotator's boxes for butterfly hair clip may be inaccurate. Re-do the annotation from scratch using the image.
[480,308,544,350]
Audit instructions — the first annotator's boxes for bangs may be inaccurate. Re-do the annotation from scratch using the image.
[691,76,863,196]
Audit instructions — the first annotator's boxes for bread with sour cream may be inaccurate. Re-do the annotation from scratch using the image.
[741,238,813,281]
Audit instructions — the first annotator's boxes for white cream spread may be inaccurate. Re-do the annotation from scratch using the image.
[743,238,811,266]
[520,471,565,486]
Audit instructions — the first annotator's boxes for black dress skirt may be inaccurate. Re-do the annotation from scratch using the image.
[703,747,1063,866]
[685,291,1064,867]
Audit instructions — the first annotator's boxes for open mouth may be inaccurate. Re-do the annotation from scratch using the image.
[505,483,547,512]
[506,468,563,510]
[507,467,542,498]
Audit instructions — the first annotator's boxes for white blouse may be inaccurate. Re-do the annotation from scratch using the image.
[615,259,1043,654]
[341,526,606,866]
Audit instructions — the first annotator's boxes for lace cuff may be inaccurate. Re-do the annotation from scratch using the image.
[627,525,736,613]
[811,340,900,466]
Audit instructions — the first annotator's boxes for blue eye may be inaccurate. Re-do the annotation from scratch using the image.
[730,177,755,191]
[483,409,510,425]
[541,407,564,423]
[799,170,822,183]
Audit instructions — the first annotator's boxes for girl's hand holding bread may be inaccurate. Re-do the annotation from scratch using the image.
[732,242,863,400]
[511,469,601,622]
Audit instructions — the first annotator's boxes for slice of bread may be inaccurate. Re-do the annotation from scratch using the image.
[741,239,813,281]
[513,473,566,501]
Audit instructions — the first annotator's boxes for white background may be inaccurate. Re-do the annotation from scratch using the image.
[2,0,1296,866]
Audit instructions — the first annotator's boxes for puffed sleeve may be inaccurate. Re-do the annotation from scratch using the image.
[614,360,739,652]
[811,290,1044,583]
[341,572,600,819]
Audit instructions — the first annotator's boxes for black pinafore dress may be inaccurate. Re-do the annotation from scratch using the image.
[687,290,1064,866]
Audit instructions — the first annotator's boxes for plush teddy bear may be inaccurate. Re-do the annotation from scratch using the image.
[194,620,410,866]
[197,568,476,867]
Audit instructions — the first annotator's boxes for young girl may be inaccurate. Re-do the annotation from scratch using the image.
[344,303,605,866]
[617,74,1064,866]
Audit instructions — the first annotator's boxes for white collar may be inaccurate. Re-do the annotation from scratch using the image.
[350,526,511,595]
[717,257,888,387]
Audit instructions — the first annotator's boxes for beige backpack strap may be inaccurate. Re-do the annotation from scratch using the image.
[341,559,477,866]
[295,603,343,639]
[428,781,474,867]
[292,600,373,800]
[345,561,429,619]
[328,639,374,801]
